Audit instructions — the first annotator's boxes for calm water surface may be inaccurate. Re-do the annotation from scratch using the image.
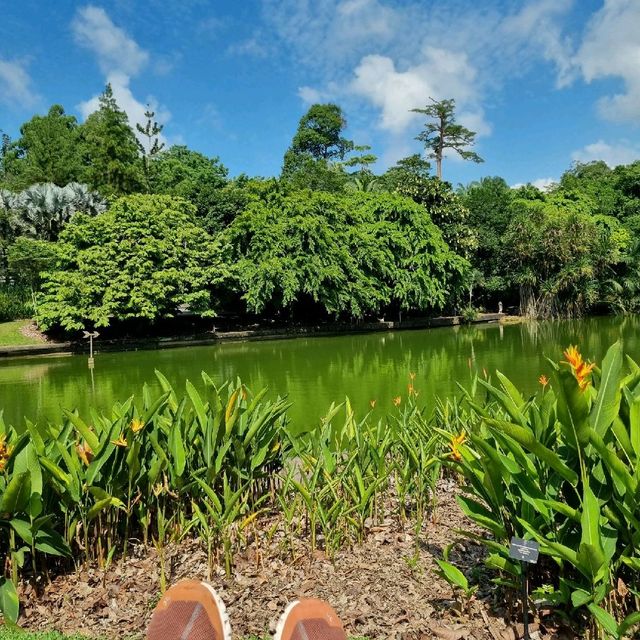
[2,316,639,431]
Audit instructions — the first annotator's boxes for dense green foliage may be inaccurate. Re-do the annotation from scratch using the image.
[37,195,226,330]
[445,343,640,637]
[0,287,32,322]
[3,106,82,189]
[2,90,640,329]
[460,164,640,316]
[224,190,467,319]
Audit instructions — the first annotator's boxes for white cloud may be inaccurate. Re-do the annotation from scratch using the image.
[350,47,487,137]
[227,35,270,58]
[0,58,38,108]
[571,0,640,122]
[512,177,557,191]
[571,140,640,167]
[72,5,149,77]
[262,0,575,167]
[72,6,169,145]
[78,72,170,149]
[499,0,574,85]
[297,86,325,105]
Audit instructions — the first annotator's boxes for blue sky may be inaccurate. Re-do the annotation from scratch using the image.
[1,0,639,188]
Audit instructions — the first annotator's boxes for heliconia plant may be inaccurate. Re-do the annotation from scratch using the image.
[444,341,640,639]
[0,374,290,622]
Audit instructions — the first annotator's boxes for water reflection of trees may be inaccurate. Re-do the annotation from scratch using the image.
[2,316,640,432]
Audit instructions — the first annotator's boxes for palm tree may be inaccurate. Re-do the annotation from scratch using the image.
[3,183,106,241]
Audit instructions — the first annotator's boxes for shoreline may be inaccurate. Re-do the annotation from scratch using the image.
[0,312,514,360]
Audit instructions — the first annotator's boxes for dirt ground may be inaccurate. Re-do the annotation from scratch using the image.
[19,481,572,640]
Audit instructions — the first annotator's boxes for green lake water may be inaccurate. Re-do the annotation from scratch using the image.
[1,315,639,431]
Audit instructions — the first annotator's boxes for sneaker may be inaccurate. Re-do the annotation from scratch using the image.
[274,598,347,640]
[147,580,232,640]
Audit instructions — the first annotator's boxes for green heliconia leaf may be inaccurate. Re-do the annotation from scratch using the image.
[623,387,640,458]
[155,370,178,412]
[435,559,469,591]
[34,528,72,557]
[621,556,640,571]
[571,589,592,607]
[0,577,19,623]
[63,410,99,452]
[87,496,125,521]
[577,543,606,582]
[13,442,42,496]
[477,378,527,427]
[186,380,208,430]
[588,428,637,495]
[0,472,30,515]
[590,341,623,437]
[9,518,33,545]
[456,495,507,539]
[581,484,602,550]
[141,391,170,427]
[486,419,578,486]
[169,422,186,477]
[587,603,619,638]
[619,611,640,637]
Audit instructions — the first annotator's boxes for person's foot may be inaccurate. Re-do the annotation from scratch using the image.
[147,580,231,640]
[274,598,347,640]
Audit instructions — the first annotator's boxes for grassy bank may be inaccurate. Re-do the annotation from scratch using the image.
[0,320,43,347]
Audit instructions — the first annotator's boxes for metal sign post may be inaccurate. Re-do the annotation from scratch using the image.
[509,537,540,640]
[82,330,100,369]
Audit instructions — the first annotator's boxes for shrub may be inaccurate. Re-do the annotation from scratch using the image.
[446,342,640,638]
[0,286,33,321]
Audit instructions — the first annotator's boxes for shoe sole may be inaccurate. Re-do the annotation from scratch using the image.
[200,581,233,640]
[273,599,301,640]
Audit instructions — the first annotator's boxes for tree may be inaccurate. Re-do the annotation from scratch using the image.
[151,145,228,218]
[37,195,227,330]
[288,103,354,161]
[136,107,165,193]
[391,170,476,258]
[503,192,629,317]
[5,183,106,241]
[411,98,483,179]
[460,177,514,300]
[282,103,354,191]
[223,190,467,320]
[79,84,142,195]
[0,131,14,187]
[8,237,59,287]
[6,106,82,188]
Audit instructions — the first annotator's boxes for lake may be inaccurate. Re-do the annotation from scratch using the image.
[1,315,639,431]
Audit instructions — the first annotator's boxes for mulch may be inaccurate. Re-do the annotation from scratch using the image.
[18,481,574,639]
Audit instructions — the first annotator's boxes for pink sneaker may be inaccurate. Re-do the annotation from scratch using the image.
[275,599,347,640]
[147,580,231,640]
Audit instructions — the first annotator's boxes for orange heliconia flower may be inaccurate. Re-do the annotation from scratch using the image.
[409,372,416,381]
[449,432,467,461]
[76,441,94,466]
[393,396,402,407]
[112,434,128,448]
[408,384,415,396]
[563,345,595,392]
[370,399,377,409]
[538,375,549,387]
[0,434,13,472]
[130,418,145,433]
